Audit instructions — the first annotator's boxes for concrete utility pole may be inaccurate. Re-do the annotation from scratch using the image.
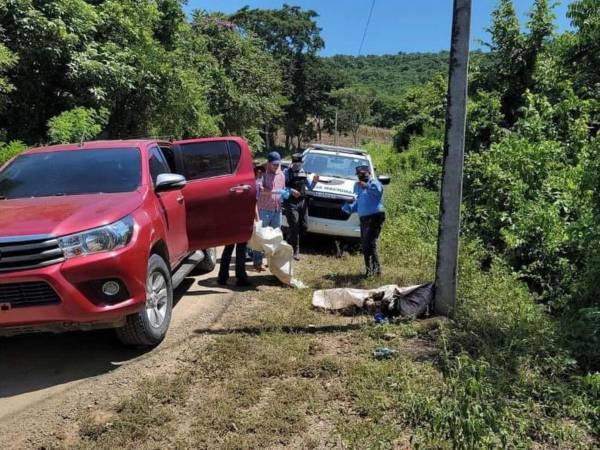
[434,0,472,316]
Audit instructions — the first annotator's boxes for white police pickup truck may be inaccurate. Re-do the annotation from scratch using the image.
[299,144,390,239]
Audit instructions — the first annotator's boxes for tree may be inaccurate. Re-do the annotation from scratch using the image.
[82,0,218,139]
[477,0,554,127]
[392,75,447,150]
[0,0,223,142]
[0,42,16,137]
[191,11,283,150]
[0,43,16,97]
[564,0,600,108]
[332,88,373,145]
[230,5,324,57]
[230,4,328,149]
[47,107,108,144]
[0,0,100,142]
[302,57,345,141]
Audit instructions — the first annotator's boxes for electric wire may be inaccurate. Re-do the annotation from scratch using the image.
[358,0,376,56]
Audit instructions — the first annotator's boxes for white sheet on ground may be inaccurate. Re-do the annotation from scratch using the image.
[248,221,306,288]
[312,284,422,310]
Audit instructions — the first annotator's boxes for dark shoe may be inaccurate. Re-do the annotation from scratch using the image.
[293,254,300,261]
[217,278,228,286]
[236,278,252,287]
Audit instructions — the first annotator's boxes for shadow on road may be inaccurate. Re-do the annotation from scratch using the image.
[297,233,360,257]
[193,323,364,336]
[197,273,283,291]
[0,278,197,399]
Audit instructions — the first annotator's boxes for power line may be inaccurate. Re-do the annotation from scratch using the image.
[358,0,376,56]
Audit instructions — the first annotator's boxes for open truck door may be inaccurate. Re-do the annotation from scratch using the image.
[173,137,256,250]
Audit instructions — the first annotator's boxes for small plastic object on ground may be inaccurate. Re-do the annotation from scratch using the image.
[373,347,398,359]
[374,312,386,323]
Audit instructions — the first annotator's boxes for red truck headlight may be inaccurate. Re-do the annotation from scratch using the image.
[58,216,134,259]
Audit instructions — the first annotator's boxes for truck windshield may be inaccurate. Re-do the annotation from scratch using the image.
[0,148,141,199]
[303,153,369,179]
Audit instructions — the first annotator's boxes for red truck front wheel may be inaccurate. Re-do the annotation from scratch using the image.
[116,254,173,346]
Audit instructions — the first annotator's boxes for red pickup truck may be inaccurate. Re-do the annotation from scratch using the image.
[0,137,256,345]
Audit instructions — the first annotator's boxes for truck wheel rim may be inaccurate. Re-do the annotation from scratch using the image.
[145,272,168,328]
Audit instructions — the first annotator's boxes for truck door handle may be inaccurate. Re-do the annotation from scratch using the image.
[229,184,252,193]
[176,195,184,204]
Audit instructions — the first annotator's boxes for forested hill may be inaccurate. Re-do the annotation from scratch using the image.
[324,52,449,96]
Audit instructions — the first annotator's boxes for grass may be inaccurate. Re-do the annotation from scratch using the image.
[44,141,598,449]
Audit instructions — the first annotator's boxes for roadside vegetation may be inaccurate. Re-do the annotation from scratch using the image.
[3,0,600,447]
[42,142,599,449]
[391,0,600,375]
[0,2,451,153]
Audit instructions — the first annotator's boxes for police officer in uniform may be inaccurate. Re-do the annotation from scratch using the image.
[342,165,385,277]
[283,153,309,260]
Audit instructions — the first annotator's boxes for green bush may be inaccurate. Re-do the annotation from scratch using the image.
[462,135,585,303]
[0,140,26,165]
[361,143,599,447]
[47,107,108,144]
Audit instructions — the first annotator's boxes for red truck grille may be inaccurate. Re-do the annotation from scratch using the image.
[0,281,61,308]
[0,235,65,272]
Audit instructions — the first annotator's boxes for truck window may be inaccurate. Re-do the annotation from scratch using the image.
[229,141,241,173]
[179,141,232,180]
[0,148,141,199]
[149,147,172,185]
[159,145,176,172]
[303,153,368,179]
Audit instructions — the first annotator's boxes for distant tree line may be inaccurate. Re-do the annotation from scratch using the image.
[0,1,287,152]
[0,1,454,155]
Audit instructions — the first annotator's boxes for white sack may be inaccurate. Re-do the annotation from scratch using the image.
[248,221,305,288]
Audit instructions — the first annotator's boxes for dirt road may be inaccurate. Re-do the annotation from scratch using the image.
[0,260,249,449]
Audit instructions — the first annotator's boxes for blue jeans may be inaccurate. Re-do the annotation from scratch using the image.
[253,208,282,266]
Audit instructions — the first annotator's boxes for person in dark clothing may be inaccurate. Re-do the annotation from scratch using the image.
[283,153,310,260]
[218,242,251,287]
[342,165,385,277]
[359,211,385,277]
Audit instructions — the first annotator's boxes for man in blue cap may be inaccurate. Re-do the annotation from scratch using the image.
[253,151,286,271]
[342,165,385,277]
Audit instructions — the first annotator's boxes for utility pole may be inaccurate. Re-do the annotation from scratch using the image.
[434,0,472,316]
[334,108,338,145]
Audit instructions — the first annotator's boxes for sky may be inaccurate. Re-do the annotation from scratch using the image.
[185,0,575,56]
